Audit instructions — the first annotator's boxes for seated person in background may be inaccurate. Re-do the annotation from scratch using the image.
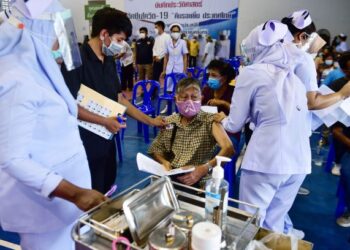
[148,78,234,187]
[318,54,336,85]
[202,60,241,152]
[329,52,350,181]
[332,121,350,227]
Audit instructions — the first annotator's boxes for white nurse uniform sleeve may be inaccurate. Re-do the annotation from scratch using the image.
[222,68,256,133]
[0,79,63,198]
[295,53,318,92]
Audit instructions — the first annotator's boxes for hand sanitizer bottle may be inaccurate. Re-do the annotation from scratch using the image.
[205,156,231,230]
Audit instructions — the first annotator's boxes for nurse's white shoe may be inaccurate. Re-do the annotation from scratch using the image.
[331,164,341,176]
[297,187,310,196]
[288,228,305,240]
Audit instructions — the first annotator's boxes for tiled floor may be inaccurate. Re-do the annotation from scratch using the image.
[1,118,349,250]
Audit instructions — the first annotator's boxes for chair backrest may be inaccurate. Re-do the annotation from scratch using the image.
[132,80,160,107]
[187,67,204,79]
[116,59,122,79]
[225,57,241,76]
[200,67,208,88]
[163,72,187,95]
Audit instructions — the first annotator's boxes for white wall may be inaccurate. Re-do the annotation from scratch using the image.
[62,0,350,53]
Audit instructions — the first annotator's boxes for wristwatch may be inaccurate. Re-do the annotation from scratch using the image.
[205,162,214,173]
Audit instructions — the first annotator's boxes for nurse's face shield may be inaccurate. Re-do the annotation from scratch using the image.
[240,42,252,66]
[299,32,326,54]
[52,9,82,71]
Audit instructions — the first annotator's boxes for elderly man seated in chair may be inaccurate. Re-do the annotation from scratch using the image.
[148,77,234,187]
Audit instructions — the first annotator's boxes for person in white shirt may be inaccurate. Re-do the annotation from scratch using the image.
[197,33,207,68]
[116,40,134,91]
[202,35,215,68]
[336,33,348,53]
[152,20,171,82]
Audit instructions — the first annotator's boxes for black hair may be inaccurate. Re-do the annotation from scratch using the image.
[139,27,148,33]
[170,25,181,32]
[91,7,132,38]
[176,78,201,94]
[155,21,165,30]
[340,35,347,41]
[281,16,316,36]
[338,52,350,70]
[207,60,236,84]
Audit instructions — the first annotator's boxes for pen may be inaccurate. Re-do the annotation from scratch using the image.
[104,184,117,197]
[117,113,125,124]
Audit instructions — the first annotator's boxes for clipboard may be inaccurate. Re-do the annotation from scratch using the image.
[76,84,127,140]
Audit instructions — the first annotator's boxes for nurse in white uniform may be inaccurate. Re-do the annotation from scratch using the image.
[283,10,350,111]
[281,10,350,237]
[162,23,188,92]
[0,1,106,249]
[215,20,314,234]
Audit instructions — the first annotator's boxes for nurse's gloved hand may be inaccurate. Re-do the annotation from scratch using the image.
[339,81,350,99]
[103,117,127,134]
[73,188,107,212]
[213,112,226,123]
[176,164,208,186]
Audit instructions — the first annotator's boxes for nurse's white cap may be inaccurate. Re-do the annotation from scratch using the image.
[11,0,55,19]
[289,9,312,30]
[258,20,290,46]
[169,23,183,32]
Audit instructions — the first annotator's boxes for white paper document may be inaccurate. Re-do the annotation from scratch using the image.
[311,85,350,129]
[136,153,194,176]
[77,84,127,140]
[201,105,218,114]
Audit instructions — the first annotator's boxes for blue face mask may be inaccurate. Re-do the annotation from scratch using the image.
[52,49,63,60]
[102,39,124,56]
[207,78,221,90]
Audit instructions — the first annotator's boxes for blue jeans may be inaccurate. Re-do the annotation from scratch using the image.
[340,152,350,209]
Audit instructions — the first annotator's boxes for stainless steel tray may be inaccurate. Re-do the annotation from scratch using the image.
[73,175,260,250]
[123,176,179,247]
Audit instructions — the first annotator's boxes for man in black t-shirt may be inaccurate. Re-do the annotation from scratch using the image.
[329,52,350,227]
[61,8,165,193]
[135,27,154,80]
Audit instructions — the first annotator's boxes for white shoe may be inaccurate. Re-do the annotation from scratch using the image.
[288,228,305,240]
[160,105,168,114]
[336,213,350,227]
[331,164,341,176]
[298,187,310,196]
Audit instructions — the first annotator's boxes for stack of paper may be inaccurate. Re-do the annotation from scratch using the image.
[136,153,194,176]
[312,85,350,130]
[77,84,127,140]
[201,105,218,114]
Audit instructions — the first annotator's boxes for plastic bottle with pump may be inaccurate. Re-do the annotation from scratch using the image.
[205,156,231,230]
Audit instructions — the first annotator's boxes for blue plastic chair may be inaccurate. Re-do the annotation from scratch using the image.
[187,67,204,79]
[335,179,346,218]
[157,73,186,115]
[116,60,122,80]
[188,67,208,88]
[132,80,160,144]
[223,133,242,199]
[115,132,123,162]
[225,56,241,75]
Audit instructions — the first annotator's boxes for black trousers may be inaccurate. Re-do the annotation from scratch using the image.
[152,58,164,82]
[189,56,197,68]
[80,129,117,194]
[121,64,134,90]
